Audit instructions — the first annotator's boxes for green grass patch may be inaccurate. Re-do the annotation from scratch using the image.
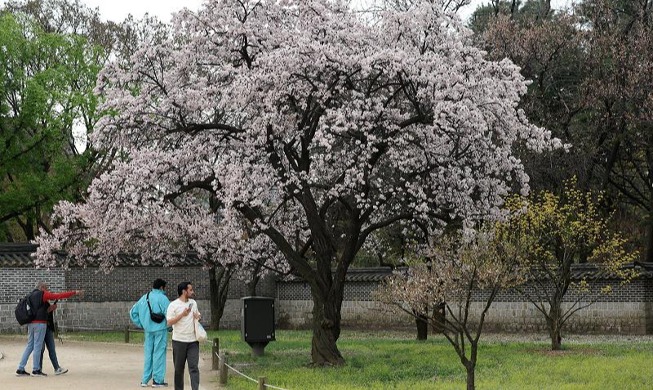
[60,330,653,389]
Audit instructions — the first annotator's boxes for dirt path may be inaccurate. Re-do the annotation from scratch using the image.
[0,335,214,389]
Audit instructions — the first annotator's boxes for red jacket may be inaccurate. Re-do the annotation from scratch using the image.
[32,290,77,324]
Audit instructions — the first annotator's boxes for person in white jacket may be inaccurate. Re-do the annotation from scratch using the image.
[166,281,201,390]
[130,279,171,388]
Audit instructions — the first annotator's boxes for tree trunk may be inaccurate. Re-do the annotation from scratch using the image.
[465,338,480,390]
[208,265,233,330]
[465,363,476,390]
[247,273,260,296]
[309,290,344,366]
[547,305,563,350]
[415,314,428,340]
[549,324,562,350]
[646,217,653,263]
[247,260,263,296]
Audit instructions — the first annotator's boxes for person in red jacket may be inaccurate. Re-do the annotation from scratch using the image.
[16,281,83,377]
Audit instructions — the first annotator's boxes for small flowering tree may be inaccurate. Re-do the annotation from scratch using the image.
[375,230,523,390]
[35,0,560,365]
[498,182,639,350]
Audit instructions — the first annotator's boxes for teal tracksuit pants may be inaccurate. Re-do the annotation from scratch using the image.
[143,329,167,384]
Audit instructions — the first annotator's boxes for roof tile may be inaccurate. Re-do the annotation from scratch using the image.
[0,243,203,268]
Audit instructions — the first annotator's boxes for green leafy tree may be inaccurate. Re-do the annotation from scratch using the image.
[0,10,105,240]
[0,0,171,242]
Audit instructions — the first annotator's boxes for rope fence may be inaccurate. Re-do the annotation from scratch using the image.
[214,350,289,390]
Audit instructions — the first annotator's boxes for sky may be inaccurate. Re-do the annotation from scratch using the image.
[1,0,579,24]
[78,0,203,22]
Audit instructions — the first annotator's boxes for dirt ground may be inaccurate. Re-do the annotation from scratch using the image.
[0,335,214,389]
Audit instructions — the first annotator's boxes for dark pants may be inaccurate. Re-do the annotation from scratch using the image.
[39,328,60,371]
[172,340,199,390]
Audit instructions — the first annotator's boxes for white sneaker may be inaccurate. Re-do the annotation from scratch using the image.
[55,367,68,375]
[140,383,149,388]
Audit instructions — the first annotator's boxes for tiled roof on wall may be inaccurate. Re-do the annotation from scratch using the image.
[343,267,396,282]
[4,242,653,279]
[83,253,204,267]
[0,243,37,267]
[282,267,395,283]
[567,262,653,280]
[0,243,204,268]
[280,262,653,283]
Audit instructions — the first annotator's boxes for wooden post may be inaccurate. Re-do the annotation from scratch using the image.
[124,326,130,343]
[212,338,220,370]
[218,352,228,385]
[258,376,267,390]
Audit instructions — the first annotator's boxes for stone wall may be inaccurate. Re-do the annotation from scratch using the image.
[275,278,653,334]
[477,301,650,334]
[63,267,212,302]
[276,280,414,329]
[2,266,652,335]
[1,267,66,303]
[0,266,276,333]
[277,299,414,330]
[0,267,66,333]
[275,299,652,334]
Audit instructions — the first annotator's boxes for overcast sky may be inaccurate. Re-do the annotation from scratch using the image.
[1,0,579,24]
[78,0,202,22]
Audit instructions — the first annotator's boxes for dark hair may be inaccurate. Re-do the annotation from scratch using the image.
[177,281,192,296]
[153,278,167,289]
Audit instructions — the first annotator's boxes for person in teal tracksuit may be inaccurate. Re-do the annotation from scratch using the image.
[130,278,171,388]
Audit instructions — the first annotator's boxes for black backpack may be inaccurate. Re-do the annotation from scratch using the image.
[15,292,38,325]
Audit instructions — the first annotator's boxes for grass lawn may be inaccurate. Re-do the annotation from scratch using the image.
[64,329,653,389]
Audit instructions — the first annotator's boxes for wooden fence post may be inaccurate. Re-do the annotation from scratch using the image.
[212,338,220,370]
[258,376,267,390]
[218,352,228,386]
[124,326,129,343]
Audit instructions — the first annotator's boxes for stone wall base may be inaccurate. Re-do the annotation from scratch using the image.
[2,299,651,335]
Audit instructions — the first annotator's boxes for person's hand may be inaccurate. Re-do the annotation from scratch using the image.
[183,306,192,316]
[193,312,201,320]
[47,303,57,313]
[75,289,85,297]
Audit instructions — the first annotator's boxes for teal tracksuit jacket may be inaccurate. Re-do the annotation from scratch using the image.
[130,288,171,385]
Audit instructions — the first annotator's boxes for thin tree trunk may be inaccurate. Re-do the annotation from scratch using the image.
[466,362,476,390]
[549,324,562,350]
[646,216,653,263]
[246,279,258,297]
[247,260,262,296]
[465,336,479,390]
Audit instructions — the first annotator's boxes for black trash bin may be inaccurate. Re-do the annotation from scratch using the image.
[241,296,275,356]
